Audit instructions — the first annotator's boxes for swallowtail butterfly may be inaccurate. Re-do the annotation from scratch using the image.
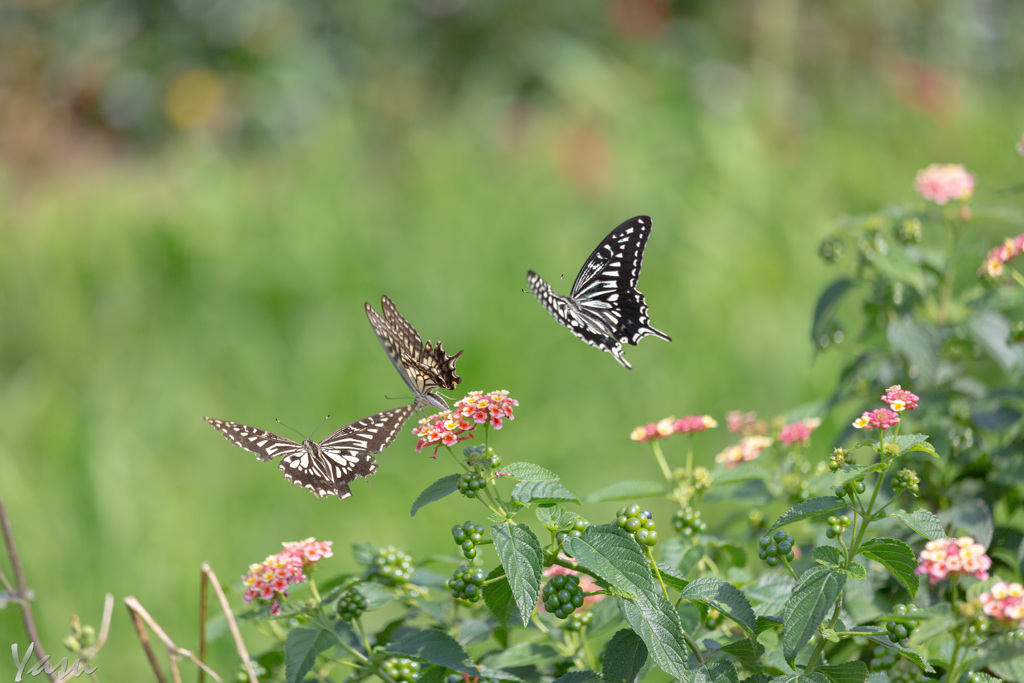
[527,215,671,369]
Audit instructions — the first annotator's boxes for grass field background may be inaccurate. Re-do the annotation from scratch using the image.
[2,2,1023,678]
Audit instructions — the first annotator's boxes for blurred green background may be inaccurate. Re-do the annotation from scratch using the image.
[2,0,1023,678]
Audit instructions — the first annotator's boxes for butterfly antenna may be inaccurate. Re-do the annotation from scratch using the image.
[275,415,331,440]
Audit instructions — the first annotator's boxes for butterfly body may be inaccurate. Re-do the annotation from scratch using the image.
[203,404,414,499]
[366,295,463,411]
[527,215,671,369]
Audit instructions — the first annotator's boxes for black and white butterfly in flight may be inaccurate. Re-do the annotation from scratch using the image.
[203,404,415,499]
[365,295,463,411]
[527,215,671,369]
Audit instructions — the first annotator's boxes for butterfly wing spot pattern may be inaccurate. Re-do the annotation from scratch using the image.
[203,403,415,500]
[527,215,672,369]
[365,295,464,411]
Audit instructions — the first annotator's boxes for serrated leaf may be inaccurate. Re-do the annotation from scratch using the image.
[552,672,603,683]
[388,628,516,681]
[491,522,542,627]
[486,642,559,669]
[536,504,584,531]
[816,661,868,683]
[715,639,764,674]
[770,497,846,531]
[747,574,797,616]
[783,566,846,664]
[944,499,994,548]
[812,547,846,568]
[602,628,648,683]
[691,659,740,683]
[284,627,335,683]
[501,462,559,480]
[512,479,579,505]
[584,480,665,503]
[352,581,393,610]
[656,563,689,592]
[963,630,1024,668]
[767,673,830,683]
[888,317,941,374]
[846,562,867,579]
[483,566,516,625]
[968,310,1024,373]
[679,577,757,638]
[410,474,461,516]
[849,626,934,673]
[892,433,937,458]
[417,666,448,683]
[832,465,873,488]
[890,509,945,540]
[563,525,688,679]
[859,537,919,597]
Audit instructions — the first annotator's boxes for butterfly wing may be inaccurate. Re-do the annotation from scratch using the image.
[283,404,417,500]
[528,216,671,369]
[203,417,304,462]
[365,296,463,410]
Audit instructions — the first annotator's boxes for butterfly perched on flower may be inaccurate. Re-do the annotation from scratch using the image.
[365,295,463,411]
[527,215,671,369]
[203,405,415,499]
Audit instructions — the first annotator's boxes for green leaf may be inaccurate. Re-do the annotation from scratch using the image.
[352,581,393,610]
[770,497,846,531]
[552,672,604,683]
[536,504,584,531]
[816,661,868,683]
[563,525,689,679]
[714,639,764,674]
[892,433,937,457]
[890,509,945,540]
[679,577,757,638]
[486,642,559,669]
[352,542,377,566]
[284,627,335,683]
[812,546,845,568]
[811,277,854,345]
[963,630,1024,668]
[388,628,517,681]
[859,537,919,597]
[656,563,689,592]
[602,628,648,683]
[783,566,846,664]
[945,500,994,548]
[512,480,579,505]
[850,627,933,673]
[410,474,461,516]
[770,673,830,683]
[887,316,941,373]
[491,522,543,627]
[501,462,559,480]
[832,465,873,488]
[483,566,516,625]
[584,480,665,502]
[968,310,1024,373]
[746,575,796,615]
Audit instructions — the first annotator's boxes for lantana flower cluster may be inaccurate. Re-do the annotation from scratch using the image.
[242,538,334,615]
[980,233,1024,279]
[881,385,919,412]
[777,418,821,446]
[630,414,717,443]
[412,390,518,453]
[915,536,992,585]
[980,581,1024,626]
[726,410,768,436]
[914,163,975,205]
[854,385,919,430]
[715,436,773,469]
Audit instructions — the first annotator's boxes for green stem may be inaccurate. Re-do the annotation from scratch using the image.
[646,546,670,601]
[803,593,844,671]
[652,441,673,483]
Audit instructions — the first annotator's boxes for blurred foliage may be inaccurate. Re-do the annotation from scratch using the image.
[1,0,1024,679]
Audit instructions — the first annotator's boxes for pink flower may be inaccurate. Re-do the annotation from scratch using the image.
[777,418,821,446]
[630,415,717,442]
[881,385,920,412]
[915,537,991,585]
[726,410,757,434]
[1017,133,1024,156]
[852,408,900,430]
[981,581,1024,626]
[715,436,772,469]
[980,233,1024,279]
[914,163,975,205]
[413,390,517,454]
[242,538,333,614]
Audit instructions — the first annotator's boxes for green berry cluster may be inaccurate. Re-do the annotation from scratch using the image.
[381,657,420,682]
[828,447,852,472]
[825,515,850,539]
[369,546,413,586]
[788,480,812,503]
[895,217,923,244]
[868,645,897,671]
[885,620,913,644]
[758,530,795,566]
[672,507,707,537]
[563,610,593,631]
[457,471,487,498]
[616,505,658,547]
[835,480,865,498]
[818,236,844,264]
[451,521,485,559]
[336,589,369,621]
[447,565,485,603]
[556,518,588,544]
[892,468,920,494]
[542,574,585,619]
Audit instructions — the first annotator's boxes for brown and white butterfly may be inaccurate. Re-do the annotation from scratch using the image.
[203,405,415,499]
[365,295,463,411]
